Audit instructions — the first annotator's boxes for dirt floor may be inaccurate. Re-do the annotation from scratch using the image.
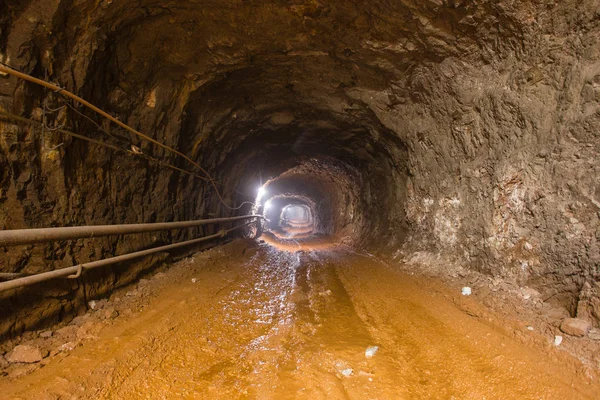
[1,237,599,399]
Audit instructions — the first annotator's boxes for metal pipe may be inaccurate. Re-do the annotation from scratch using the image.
[0,221,253,293]
[0,215,262,246]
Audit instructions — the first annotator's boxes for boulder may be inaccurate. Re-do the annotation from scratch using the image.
[103,307,119,320]
[588,329,600,340]
[94,299,109,310]
[71,314,90,326]
[560,318,591,337]
[6,345,45,364]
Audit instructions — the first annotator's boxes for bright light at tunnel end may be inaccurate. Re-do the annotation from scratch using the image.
[264,199,272,211]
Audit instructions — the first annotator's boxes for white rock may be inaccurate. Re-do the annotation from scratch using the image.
[334,360,353,377]
[58,342,78,352]
[191,278,197,283]
[461,287,472,296]
[365,346,379,358]
[554,335,563,346]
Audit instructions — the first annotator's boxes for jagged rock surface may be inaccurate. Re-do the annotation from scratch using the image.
[0,0,598,338]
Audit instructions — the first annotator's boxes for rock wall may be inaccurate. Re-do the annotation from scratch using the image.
[0,0,599,338]
[350,2,600,322]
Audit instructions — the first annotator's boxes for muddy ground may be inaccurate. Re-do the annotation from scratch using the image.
[0,238,599,399]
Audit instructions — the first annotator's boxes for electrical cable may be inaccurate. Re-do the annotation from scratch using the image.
[0,63,253,210]
[0,109,251,202]
[55,93,248,197]
[57,93,129,145]
[0,109,212,182]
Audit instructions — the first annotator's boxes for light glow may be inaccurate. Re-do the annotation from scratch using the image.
[257,186,267,200]
[264,199,272,211]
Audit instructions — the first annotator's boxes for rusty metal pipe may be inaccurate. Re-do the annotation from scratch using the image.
[0,215,262,247]
[0,221,253,293]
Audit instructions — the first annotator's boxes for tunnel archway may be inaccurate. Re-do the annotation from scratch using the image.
[0,0,599,392]
[0,0,598,331]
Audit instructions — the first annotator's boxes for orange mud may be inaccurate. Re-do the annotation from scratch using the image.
[1,239,598,399]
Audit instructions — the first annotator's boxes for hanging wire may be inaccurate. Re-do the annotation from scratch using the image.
[0,108,251,207]
[0,110,208,181]
[40,69,65,150]
[0,63,254,210]
[57,93,129,145]
[52,94,248,197]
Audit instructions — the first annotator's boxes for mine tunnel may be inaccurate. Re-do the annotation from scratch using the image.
[0,1,599,398]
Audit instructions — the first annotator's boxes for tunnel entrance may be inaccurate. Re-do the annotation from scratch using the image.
[250,153,407,249]
[281,204,313,232]
[261,196,314,237]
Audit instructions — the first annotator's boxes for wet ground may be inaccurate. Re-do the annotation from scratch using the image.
[1,238,598,399]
